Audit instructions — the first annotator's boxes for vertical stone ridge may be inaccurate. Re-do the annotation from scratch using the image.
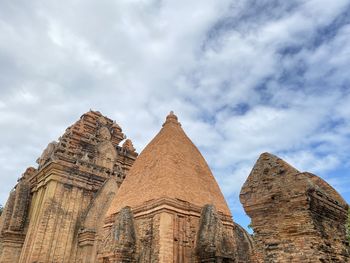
[0,191,16,234]
[233,223,257,263]
[9,180,30,232]
[75,174,121,263]
[196,204,235,262]
[0,167,35,263]
[113,206,137,261]
[158,212,174,262]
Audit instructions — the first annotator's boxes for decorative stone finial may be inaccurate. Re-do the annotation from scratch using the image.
[162,111,181,127]
[122,139,136,152]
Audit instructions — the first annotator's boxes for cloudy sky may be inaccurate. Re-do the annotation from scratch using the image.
[1,0,350,229]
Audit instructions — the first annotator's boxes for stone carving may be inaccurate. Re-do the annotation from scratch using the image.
[98,207,136,263]
[36,141,57,168]
[113,207,136,261]
[122,139,136,153]
[98,115,108,126]
[233,223,256,263]
[96,141,117,170]
[98,126,112,141]
[196,204,235,262]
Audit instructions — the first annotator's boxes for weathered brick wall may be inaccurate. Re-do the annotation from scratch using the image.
[0,191,16,235]
[97,210,162,262]
[98,202,255,263]
[134,215,160,262]
[19,180,95,263]
[9,180,30,232]
[172,213,200,262]
[308,187,349,261]
[347,209,350,244]
[240,153,350,263]
[0,111,138,263]
[0,175,31,263]
[196,205,236,262]
[73,175,121,263]
[234,223,256,263]
[0,239,24,263]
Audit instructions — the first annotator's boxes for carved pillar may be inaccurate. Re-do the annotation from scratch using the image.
[113,207,136,262]
[77,229,97,263]
[196,205,235,263]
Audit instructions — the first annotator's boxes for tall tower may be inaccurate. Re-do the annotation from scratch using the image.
[0,111,138,263]
[99,112,255,262]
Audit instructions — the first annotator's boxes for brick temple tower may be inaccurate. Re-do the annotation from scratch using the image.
[0,111,138,263]
[98,112,255,262]
[2,110,347,262]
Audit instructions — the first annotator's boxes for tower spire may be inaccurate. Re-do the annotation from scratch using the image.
[162,111,181,127]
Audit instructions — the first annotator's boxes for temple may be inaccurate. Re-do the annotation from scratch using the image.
[99,111,254,262]
[0,111,348,262]
[0,111,138,263]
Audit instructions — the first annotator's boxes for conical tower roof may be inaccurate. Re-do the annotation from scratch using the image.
[107,112,231,217]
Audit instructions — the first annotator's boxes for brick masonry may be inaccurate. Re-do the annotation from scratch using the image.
[0,112,348,263]
[0,111,137,263]
[240,152,350,262]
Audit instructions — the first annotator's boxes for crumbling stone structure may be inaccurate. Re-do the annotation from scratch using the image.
[0,111,137,263]
[0,111,348,263]
[240,153,350,262]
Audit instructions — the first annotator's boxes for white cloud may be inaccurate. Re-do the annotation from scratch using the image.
[0,0,350,229]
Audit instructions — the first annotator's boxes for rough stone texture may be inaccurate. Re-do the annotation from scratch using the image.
[0,190,17,262]
[233,223,257,263]
[240,152,350,263]
[0,110,137,263]
[0,168,35,263]
[196,205,235,262]
[9,179,31,232]
[101,199,236,263]
[113,207,137,259]
[97,207,137,262]
[74,174,122,263]
[347,209,350,243]
[3,111,348,263]
[0,191,16,236]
